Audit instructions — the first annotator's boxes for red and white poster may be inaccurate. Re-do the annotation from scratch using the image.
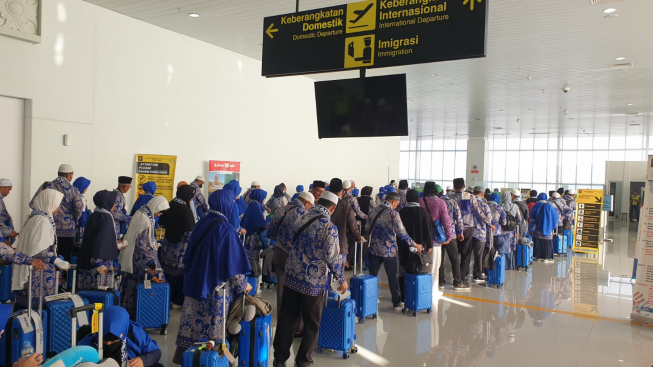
[208,161,241,194]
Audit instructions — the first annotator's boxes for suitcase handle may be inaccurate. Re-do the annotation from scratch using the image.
[214,283,228,353]
[70,303,104,358]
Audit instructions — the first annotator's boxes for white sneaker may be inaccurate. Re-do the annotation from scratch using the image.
[544,259,554,264]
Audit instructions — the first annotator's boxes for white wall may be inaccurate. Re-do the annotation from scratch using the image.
[605,161,647,217]
[0,0,399,209]
[0,96,25,229]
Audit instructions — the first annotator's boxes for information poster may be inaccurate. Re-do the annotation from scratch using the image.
[572,189,604,254]
[632,155,653,323]
[134,154,177,201]
[572,256,599,317]
[208,161,241,194]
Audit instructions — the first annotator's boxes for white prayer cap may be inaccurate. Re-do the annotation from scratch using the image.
[568,189,576,195]
[0,178,12,187]
[195,175,205,182]
[446,186,453,191]
[343,180,352,190]
[511,188,521,196]
[58,164,73,173]
[320,191,338,206]
[552,192,561,198]
[298,192,315,203]
[251,181,261,187]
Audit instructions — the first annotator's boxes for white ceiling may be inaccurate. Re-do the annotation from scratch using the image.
[83,0,653,140]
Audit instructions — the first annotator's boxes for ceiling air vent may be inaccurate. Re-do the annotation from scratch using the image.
[589,0,624,5]
[610,62,634,70]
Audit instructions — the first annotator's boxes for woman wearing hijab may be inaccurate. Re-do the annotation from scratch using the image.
[77,190,120,290]
[241,189,270,262]
[12,189,71,309]
[223,180,244,231]
[173,190,252,363]
[130,182,157,216]
[291,185,304,201]
[500,191,524,270]
[119,196,169,317]
[73,177,92,242]
[158,185,196,307]
[266,183,289,214]
[487,192,508,251]
[398,190,434,300]
[79,306,161,366]
[529,193,559,263]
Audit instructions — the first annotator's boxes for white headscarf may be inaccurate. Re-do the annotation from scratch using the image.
[12,189,64,291]
[119,196,169,273]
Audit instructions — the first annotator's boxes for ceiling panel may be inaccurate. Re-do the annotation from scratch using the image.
[83,0,653,140]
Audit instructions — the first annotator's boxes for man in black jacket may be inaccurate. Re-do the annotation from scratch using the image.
[329,178,363,269]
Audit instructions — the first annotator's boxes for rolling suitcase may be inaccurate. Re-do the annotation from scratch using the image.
[350,241,378,324]
[486,253,506,289]
[44,266,89,357]
[1,266,47,366]
[564,229,574,248]
[135,268,170,335]
[238,306,271,367]
[182,283,233,367]
[317,294,358,359]
[78,269,120,308]
[246,276,258,296]
[0,264,14,302]
[402,273,433,316]
[515,243,529,270]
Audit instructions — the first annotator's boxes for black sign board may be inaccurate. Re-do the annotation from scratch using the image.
[262,0,487,77]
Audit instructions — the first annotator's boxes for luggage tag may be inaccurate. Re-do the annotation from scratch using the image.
[220,343,236,363]
[91,309,99,334]
[462,192,471,201]
[18,313,33,333]
[144,280,152,289]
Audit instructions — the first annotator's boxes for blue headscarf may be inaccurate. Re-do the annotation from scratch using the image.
[352,188,360,197]
[530,193,559,236]
[104,306,129,340]
[291,185,304,201]
[384,185,396,193]
[223,180,243,228]
[241,189,267,232]
[379,187,386,194]
[130,182,157,216]
[489,193,501,205]
[183,190,251,299]
[73,177,91,194]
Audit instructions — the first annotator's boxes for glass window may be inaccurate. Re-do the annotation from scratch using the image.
[532,151,547,183]
[432,138,444,150]
[609,136,625,149]
[494,136,507,150]
[518,151,534,183]
[608,150,625,161]
[547,151,558,185]
[506,138,520,150]
[506,151,519,182]
[455,152,467,179]
[521,136,534,150]
[625,150,644,161]
[443,152,456,182]
[578,136,593,149]
[593,136,609,150]
[400,152,409,178]
[456,139,468,150]
[419,152,432,180]
[534,137,548,150]
[576,151,593,184]
[443,139,456,150]
[492,151,506,181]
[431,152,444,181]
[400,139,410,151]
[408,151,417,179]
[563,136,578,150]
[548,136,559,150]
[561,151,577,183]
[409,137,417,150]
[592,151,608,185]
[420,136,433,151]
[626,135,644,150]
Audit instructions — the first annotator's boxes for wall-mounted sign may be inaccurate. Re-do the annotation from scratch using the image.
[208,161,241,194]
[572,189,604,254]
[262,0,488,76]
[135,154,177,201]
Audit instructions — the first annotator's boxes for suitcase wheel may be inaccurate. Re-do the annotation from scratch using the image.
[413,311,417,317]
[372,314,377,320]
[426,309,432,314]
[317,348,324,354]
[497,284,502,289]
[351,347,358,354]
[161,325,168,335]
[342,352,350,359]
[525,266,529,271]
[359,317,365,324]
[401,308,407,314]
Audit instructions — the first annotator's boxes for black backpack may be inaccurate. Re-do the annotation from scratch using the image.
[503,211,517,231]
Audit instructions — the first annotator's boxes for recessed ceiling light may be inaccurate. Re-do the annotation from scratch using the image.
[188,13,200,18]
[627,103,633,106]
[603,8,616,13]
[616,57,626,61]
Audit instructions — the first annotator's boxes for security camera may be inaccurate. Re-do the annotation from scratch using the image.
[562,85,571,93]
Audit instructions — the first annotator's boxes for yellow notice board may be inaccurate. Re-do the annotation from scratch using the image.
[134,154,177,202]
[572,189,604,254]
[572,256,599,318]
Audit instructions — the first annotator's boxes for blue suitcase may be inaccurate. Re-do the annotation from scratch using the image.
[182,341,231,367]
[44,296,89,356]
[317,296,358,358]
[557,260,567,278]
[564,229,574,248]
[78,272,120,308]
[516,243,530,271]
[238,314,271,367]
[246,276,258,296]
[403,273,432,316]
[0,265,14,302]
[486,254,506,289]
[135,276,170,335]
[350,242,377,323]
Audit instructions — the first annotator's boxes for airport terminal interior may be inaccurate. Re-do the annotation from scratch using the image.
[1,0,653,366]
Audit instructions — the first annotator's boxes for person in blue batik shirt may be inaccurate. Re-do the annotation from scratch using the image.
[0,178,18,245]
[119,196,169,318]
[72,176,92,242]
[190,176,208,220]
[80,306,162,367]
[158,184,196,307]
[366,191,423,310]
[78,190,120,290]
[273,191,347,367]
[113,176,133,239]
[173,190,252,364]
[29,164,85,261]
[131,181,157,215]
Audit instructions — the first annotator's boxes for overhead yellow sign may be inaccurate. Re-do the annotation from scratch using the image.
[346,1,376,33]
[572,189,604,254]
[134,154,177,202]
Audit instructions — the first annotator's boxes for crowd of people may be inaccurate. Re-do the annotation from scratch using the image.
[0,164,578,367]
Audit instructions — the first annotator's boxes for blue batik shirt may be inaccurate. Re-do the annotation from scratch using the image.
[471,198,494,241]
[0,193,14,239]
[30,177,84,238]
[267,199,307,254]
[453,191,493,233]
[284,205,345,296]
[366,200,415,258]
[440,195,463,236]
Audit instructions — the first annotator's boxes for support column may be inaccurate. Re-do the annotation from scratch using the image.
[466,137,488,187]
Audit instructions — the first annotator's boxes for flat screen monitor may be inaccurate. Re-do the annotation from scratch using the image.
[314,74,408,139]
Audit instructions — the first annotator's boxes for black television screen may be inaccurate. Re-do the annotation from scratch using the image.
[314,74,408,139]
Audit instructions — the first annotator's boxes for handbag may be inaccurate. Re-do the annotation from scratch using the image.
[404,252,433,275]
[494,234,512,254]
[423,197,447,243]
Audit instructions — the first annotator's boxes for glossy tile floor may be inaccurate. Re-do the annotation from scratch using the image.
[152,218,653,366]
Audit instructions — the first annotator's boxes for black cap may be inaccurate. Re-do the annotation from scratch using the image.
[312,180,326,189]
[329,178,343,193]
[399,180,408,189]
[423,181,437,193]
[118,176,132,184]
[361,186,373,196]
[406,190,420,203]
[453,178,465,189]
[530,190,537,197]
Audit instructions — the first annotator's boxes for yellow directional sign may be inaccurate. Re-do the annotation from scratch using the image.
[346,0,376,33]
[266,23,278,39]
[344,34,375,68]
[572,189,604,254]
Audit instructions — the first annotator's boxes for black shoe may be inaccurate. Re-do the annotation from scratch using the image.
[273,360,285,367]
